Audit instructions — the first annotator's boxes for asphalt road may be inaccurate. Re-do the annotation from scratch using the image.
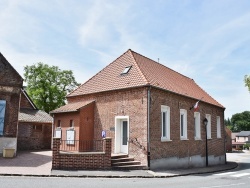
[0,151,249,188]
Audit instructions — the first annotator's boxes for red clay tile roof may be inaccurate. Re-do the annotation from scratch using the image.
[68,49,224,108]
[50,100,95,114]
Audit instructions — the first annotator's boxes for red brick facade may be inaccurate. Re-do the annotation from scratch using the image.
[52,137,111,170]
[0,53,23,155]
[0,54,23,137]
[51,50,226,169]
[66,87,148,166]
[149,88,225,168]
[17,122,52,150]
[53,86,225,169]
[225,127,232,152]
[20,92,34,109]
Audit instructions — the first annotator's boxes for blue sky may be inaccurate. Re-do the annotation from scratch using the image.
[0,0,250,119]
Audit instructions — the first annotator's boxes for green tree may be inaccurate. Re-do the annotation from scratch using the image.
[230,111,250,132]
[244,75,250,92]
[24,63,79,113]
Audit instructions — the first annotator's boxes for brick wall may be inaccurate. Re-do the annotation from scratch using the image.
[17,122,52,150]
[67,87,148,165]
[149,88,225,168]
[53,112,80,140]
[52,137,112,170]
[20,92,34,109]
[64,86,225,169]
[0,53,23,138]
[0,92,21,137]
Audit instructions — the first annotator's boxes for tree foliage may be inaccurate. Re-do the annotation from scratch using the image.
[24,63,79,113]
[227,111,250,132]
[225,118,232,130]
[245,75,250,92]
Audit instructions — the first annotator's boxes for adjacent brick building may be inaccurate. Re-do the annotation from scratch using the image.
[51,49,226,169]
[0,53,52,156]
[0,52,23,155]
[17,89,53,150]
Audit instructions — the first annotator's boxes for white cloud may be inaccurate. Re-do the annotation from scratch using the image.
[0,0,250,119]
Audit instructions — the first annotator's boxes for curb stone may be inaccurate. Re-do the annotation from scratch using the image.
[0,162,238,178]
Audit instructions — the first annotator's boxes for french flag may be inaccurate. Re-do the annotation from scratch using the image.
[190,97,203,111]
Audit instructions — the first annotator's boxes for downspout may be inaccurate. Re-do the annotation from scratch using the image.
[51,114,54,149]
[223,112,227,164]
[147,86,151,168]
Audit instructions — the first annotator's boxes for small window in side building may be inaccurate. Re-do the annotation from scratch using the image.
[121,66,132,75]
[70,120,74,127]
[57,120,61,127]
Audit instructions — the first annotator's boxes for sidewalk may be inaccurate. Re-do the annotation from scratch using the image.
[0,150,238,178]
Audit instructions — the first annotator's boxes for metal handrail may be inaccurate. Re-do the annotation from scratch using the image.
[59,140,104,152]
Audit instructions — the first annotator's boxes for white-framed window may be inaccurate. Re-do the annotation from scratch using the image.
[180,109,187,139]
[206,114,211,139]
[217,116,221,138]
[194,112,201,139]
[161,105,170,141]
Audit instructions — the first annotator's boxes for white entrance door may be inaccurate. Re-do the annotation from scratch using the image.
[120,120,128,154]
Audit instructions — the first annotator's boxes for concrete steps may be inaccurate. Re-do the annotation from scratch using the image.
[111,154,147,170]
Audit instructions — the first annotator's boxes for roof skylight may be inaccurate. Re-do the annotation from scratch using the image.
[121,66,132,75]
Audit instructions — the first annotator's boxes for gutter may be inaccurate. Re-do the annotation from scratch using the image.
[147,86,151,168]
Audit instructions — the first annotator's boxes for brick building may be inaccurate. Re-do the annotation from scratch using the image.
[0,53,52,156]
[0,53,23,155]
[225,127,232,152]
[51,49,226,169]
[232,131,250,150]
[17,89,53,150]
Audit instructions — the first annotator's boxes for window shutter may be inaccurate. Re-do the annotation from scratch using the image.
[0,100,6,135]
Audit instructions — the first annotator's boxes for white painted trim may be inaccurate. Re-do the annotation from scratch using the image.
[217,116,221,138]
[115,116,129,154]
[161,105,170,141]
[206,114,211,139]
[180,109,187,139]
[194,112,201,139]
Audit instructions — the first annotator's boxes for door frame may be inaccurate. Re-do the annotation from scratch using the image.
[114,116,129,154]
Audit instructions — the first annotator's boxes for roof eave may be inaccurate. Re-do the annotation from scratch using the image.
[50,110,79,114]
[18,120,52,124]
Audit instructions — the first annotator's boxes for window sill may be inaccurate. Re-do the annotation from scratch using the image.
[180,138,189,141]
[195,138,202,140]
[161,138,172,142]
[207,138,212,140]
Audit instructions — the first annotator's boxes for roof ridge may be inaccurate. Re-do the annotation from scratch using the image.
[128,49,149,85]
[129,49,194,81]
